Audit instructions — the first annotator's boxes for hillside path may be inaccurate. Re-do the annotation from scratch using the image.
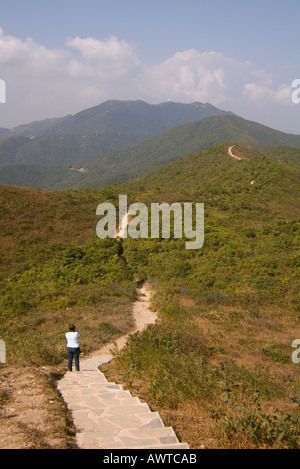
[228,145,242,160]
[57,284,189,449]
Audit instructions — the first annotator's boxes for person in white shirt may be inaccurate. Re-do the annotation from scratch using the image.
[65,324,81,371]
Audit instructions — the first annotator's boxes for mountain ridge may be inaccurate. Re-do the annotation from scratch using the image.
[0,102,300,190]
[0,100,233,169]
[4,99,233,138]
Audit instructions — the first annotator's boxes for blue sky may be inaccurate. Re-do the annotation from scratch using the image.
[0,0,300,132]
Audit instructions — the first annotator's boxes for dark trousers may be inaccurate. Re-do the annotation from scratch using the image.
[67,347,80,371]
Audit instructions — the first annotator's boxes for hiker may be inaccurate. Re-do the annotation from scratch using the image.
[65,324,80,371]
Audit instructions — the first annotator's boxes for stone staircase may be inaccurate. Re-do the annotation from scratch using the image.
[58,365,189,449]
[57,284,189,449]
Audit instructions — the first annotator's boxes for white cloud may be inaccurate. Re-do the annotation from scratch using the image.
[0,28,297,131]
[243,81,292,106]
[66,36,141,78]
[140,50,231,104]
[0,29,66,74]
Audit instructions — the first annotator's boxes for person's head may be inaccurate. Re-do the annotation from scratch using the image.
[69,324,76,332]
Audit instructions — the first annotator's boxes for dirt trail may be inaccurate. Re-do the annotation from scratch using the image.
[78,282,157,367]
[133,284,157,333]
[228,145,242,160]
[117,212,128,239]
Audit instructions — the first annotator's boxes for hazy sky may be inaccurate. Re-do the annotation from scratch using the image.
[0,0,300,132]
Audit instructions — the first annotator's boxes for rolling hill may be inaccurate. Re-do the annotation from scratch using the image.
[118,142,300,222]
[107,143,300,449]
[67,114,300,189]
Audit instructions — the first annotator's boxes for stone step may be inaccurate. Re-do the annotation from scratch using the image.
[75,424,189,450]
[118,426,179,442]
[58,367,190,449]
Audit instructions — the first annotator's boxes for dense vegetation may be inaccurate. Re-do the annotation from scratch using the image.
[1,143,299,448]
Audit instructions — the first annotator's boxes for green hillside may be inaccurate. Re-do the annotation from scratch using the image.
[68,115,300,190]
[0,133,124,166]
[120,143,300,218]
[117,143,300,308]
[106,144,300,449]
[0,185,136,365]
[265,146,300,171]
[0,163,71,188]
[1,143,299,448]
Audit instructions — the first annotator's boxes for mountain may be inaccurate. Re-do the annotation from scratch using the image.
[11,116,68,138]
[0,100,233,166]
[0,135,30,164]
[0,127,12,138]
[1,108,300,190]
[11,100,233,139]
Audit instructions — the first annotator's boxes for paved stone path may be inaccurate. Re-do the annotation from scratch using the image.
[57,285,189,449]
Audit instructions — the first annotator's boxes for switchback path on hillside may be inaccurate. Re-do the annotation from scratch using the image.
[228,145,251,161]
[228,145,242,160]
[57,284,189,449]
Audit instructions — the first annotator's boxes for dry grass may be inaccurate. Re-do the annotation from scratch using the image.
[101,298,300,449]
[194,304,300,374]
[4,295,135,367]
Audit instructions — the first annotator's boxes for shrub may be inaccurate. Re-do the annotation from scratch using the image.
[221,401,300,449]
[98,322,121,343]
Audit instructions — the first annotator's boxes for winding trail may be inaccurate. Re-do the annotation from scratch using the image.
[228,145,242,160]
[57,284,189,449]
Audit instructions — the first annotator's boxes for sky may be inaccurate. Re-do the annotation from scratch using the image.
[0,0,300,133]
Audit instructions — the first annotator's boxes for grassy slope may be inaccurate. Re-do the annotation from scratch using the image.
[0,143,300,448]
[0,185,136,365]
[103,143,300,449]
